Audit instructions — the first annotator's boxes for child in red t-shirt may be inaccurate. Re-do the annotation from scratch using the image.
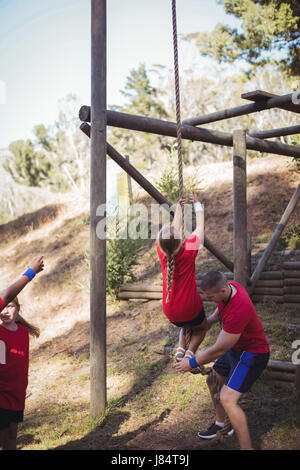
[157,192,209,365]
[0,256,44,450]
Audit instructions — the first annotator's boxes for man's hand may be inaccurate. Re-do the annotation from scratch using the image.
[175,357,192,374]
[29,256,45,274]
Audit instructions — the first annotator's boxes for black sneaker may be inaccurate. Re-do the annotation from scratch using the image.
[197,422,234,439]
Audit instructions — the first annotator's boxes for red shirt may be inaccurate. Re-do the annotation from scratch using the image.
[0,324,29,410]
[0,297,2,312]
[218,281,269,354]
[157,234,203,323]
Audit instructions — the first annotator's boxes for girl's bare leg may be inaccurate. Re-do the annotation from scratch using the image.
[2,423,18,450]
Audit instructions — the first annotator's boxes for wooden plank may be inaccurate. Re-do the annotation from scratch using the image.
[255,280,283,288]
[90,0,107,418]
[241,90,300,113]
[265,371,296,383]
[283,262,300,270]
[268,360,296,373]
[283,287,300,295]
[233,129,248,288]
[79,107,300,158]
[284,271,300,279]
[181,91,300,127]
[284,279,300,286]
[120,285,163,292]
[118,291,163,300]
[253,287,284,296]
[249,124,300,139]
[284,295,300,303]
[252,295,284,303]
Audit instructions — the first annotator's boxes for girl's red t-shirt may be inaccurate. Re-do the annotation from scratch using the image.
[0,324,29,411]
[157,233,203,323]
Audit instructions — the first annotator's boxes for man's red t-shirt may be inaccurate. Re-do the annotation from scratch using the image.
[218,281,269,354]
[157,233,203,323]
[0,324,29,410]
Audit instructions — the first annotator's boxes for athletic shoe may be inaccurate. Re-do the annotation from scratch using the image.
[197,422,235,439]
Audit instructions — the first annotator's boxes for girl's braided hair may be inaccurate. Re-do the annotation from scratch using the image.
[12,297,40,338]
[158,225,181,303]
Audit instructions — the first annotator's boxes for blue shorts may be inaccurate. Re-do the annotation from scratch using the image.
[213,349,270,393]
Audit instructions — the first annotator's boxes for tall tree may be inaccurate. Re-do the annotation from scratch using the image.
[109,64,169,169]
[185,0,300,77]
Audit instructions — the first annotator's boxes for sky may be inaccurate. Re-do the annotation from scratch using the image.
[0,0,241,149]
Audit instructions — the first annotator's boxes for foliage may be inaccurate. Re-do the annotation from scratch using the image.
[3,139,54,187]
[281,223,300,249]
[156,145,202,204]
[84,218,145,300]
[185,0,300,77]
[3,94,89,192]
[108,63,170,169]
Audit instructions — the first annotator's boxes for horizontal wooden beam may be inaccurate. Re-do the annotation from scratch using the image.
[80,122,234,272]
[249,124,300,139]
[182,91,300,127]
[79,106,300,158]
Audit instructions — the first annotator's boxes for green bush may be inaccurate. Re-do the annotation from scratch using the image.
[157,146,202,204]
[84,218,145,300]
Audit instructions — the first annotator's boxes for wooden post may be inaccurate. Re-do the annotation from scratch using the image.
[233,130,248,288]
[90,0,107,418]
[247,233,252,278]
[125,155,133,205]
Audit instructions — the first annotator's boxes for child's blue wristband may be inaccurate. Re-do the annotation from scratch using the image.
[23,268,36,281]
[189,356,198,369]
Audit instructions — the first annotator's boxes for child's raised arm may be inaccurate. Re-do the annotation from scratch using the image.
[171,198,185,233]
[0,256,44,311]
[190,192,204,246]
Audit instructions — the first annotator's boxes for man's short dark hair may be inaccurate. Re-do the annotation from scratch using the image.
[199,270,228,292]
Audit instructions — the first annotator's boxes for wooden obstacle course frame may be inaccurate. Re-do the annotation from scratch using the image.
[86,0,300,416]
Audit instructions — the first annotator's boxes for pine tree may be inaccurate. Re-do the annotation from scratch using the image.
[185,0,300,77]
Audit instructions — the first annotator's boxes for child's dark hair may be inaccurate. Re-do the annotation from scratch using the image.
[158,225,182,302]
[13,297,40,338]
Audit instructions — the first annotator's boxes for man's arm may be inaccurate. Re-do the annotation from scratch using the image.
[0,256,44,310]
[175,329,241,373]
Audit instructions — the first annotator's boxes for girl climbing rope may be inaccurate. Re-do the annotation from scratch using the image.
[157,192,209,367]
[0,256,44,450]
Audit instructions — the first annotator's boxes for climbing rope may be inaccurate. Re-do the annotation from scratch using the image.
[171,0,185,241]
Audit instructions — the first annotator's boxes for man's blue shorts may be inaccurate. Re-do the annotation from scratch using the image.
[213,349,270,393]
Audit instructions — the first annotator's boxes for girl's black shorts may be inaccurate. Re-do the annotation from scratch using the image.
[171,307,206,327]
[0,408,24,430]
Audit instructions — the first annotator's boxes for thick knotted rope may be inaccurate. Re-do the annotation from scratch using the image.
[171,0,185,243]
